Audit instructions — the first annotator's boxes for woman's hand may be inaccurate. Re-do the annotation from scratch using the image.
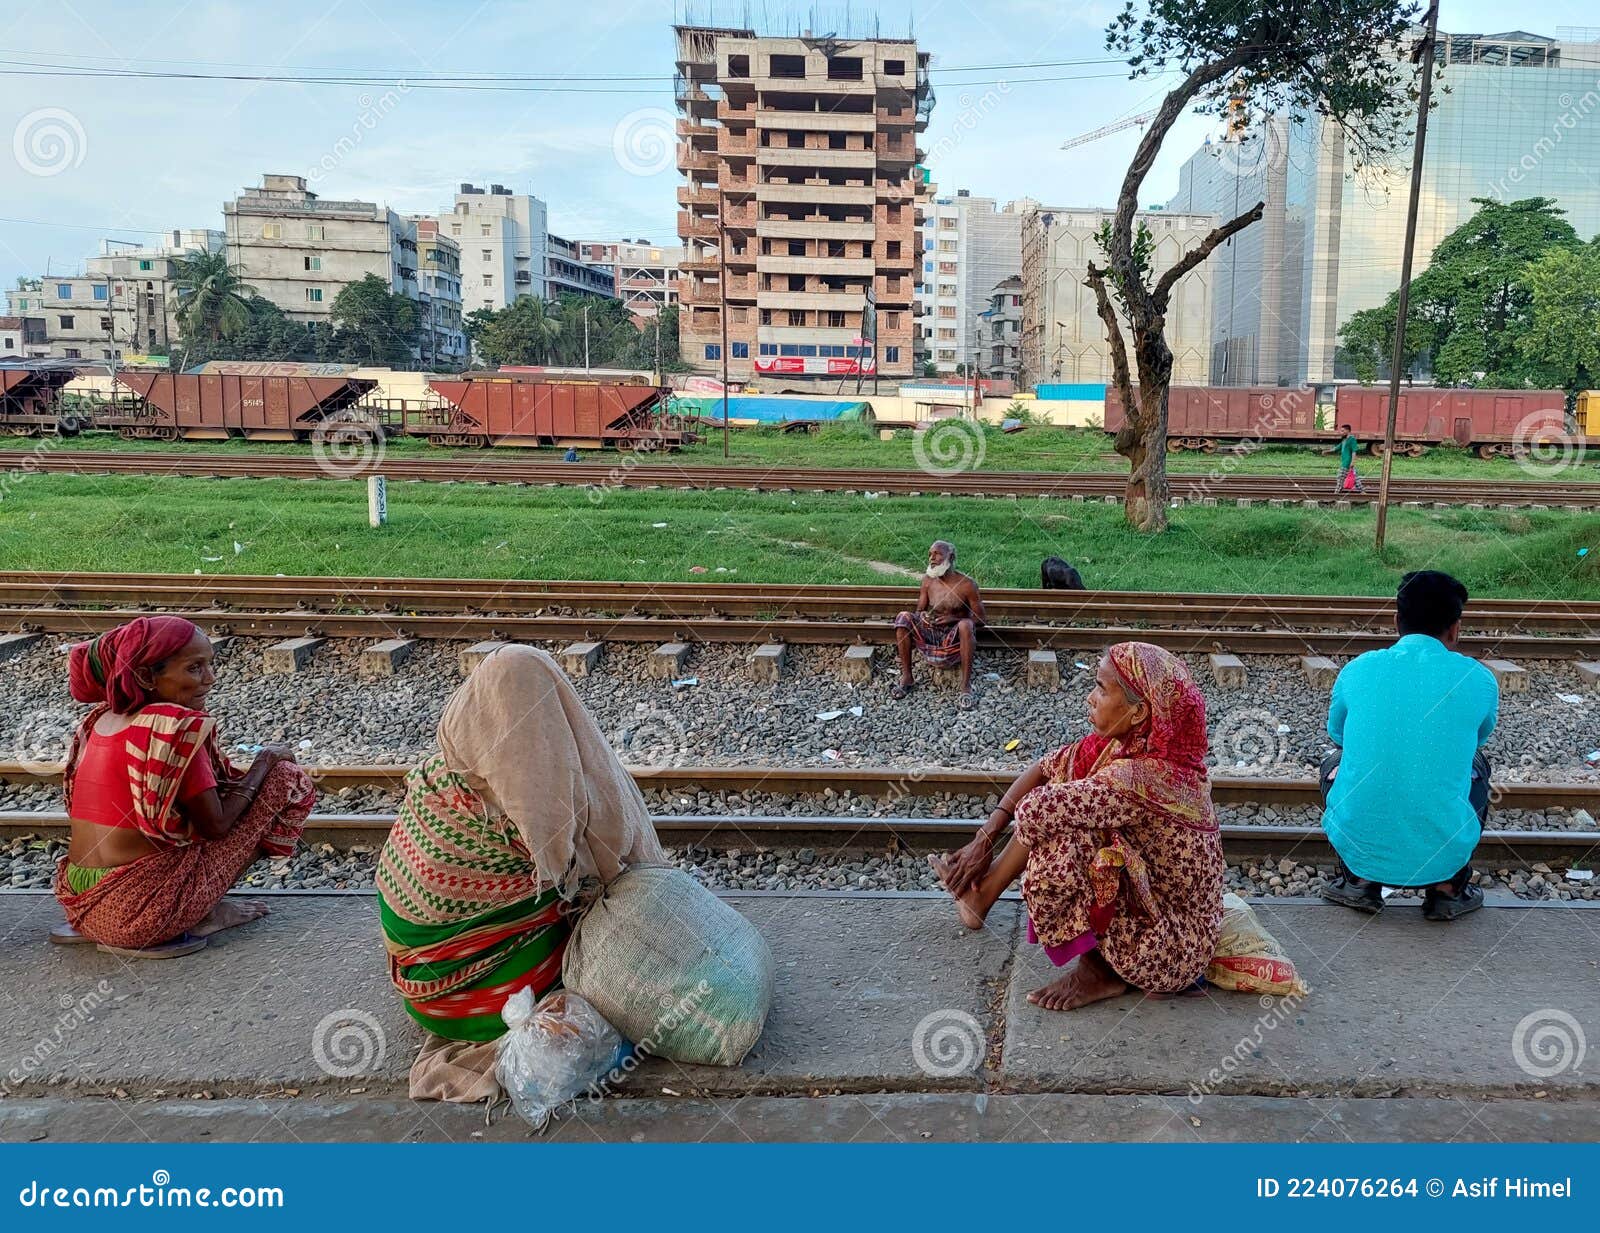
[257,743,295,765]
[942,830,996,895]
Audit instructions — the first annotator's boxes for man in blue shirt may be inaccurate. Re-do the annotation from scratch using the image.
[1320,570,1498,920]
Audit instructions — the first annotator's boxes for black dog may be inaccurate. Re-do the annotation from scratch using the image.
[1040,556,1085,590]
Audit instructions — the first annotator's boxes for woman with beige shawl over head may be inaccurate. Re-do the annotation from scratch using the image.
[376,645,666,1101]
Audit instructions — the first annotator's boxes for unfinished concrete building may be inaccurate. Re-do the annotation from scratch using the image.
[673,24,931,387]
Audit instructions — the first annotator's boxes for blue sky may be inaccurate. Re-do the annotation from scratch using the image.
[2,0,1596,286]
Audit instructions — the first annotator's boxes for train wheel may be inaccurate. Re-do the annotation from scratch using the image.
[462,435,488,449]
[1477,444,1499,460]
[1168,439,1186,452]
[1407,443,1427,458]
[1199,439,1219,454]
[5,425,38,438]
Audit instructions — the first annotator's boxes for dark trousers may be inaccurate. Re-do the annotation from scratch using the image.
[1319,749,1490,892]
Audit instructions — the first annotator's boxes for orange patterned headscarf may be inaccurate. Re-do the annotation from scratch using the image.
[1069,641,1217,833]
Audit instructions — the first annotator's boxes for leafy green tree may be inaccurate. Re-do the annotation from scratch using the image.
[1519,239,1600,393]
[466,296,565,365]
[1091,0,1424,532]
[171,250,256,363]
[171,299,318,369]
[1337,197,1579,386]
[326,274,420,367]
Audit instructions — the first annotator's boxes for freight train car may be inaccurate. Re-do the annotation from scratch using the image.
[1331,386,1567,458]
[1103,386,1319,451]
[105,372,378,441]
[0,363,88,436]
[415,374,693,449]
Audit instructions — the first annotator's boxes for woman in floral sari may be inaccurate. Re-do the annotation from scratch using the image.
[54,616,315,958]
[378,644,666,1102]
[931,641,1223,1010]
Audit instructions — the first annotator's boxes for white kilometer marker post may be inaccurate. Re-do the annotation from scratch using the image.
[368,475,388,527]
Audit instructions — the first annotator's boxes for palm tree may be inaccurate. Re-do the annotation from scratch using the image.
[171,250,256,363]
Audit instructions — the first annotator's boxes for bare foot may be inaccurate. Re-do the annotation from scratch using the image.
[890,678,915,700]
[190,899,270,938]
[927,855,988,929]
[1026,951,1128,1011]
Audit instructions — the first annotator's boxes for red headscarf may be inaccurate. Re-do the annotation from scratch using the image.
[68,616,203,715]
[1068,640,1216,831]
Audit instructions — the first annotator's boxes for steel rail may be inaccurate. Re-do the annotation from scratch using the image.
[7,449,1599,505]
[0,809,1591,868]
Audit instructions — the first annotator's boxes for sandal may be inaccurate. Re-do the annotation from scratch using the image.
[49,923,96,946]
[890,680,914,700]
[96,933,209,960]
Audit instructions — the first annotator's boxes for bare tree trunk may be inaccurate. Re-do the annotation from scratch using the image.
[1128,324,1174,532]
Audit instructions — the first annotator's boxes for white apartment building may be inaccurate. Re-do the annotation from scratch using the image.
[6,229,225,362]
[1019,205,1215,388]
[915,192,1033,374]
[437,184,614,317]
[225,174,418,328]
[413,219,467,369]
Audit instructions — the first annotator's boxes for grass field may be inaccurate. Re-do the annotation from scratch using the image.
[1,473,1594,599]
[33,422,1598,483]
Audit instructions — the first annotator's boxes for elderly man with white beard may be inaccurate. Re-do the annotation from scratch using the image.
[892,540,987,708]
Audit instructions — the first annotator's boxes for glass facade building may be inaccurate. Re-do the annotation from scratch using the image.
[1169,29,1600,385]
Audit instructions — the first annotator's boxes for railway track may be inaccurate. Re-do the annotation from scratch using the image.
[8,449,1600,506]
[2,573,1596,656]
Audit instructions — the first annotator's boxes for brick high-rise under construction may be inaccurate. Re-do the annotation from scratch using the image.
[673,25,931,388]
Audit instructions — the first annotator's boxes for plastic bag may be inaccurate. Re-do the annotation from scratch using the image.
[563,866,773,1066]
[1342,468,1358,492]
[493,988,630,1131]
[1206,893,1310,997]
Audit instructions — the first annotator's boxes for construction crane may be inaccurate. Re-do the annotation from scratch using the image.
[1059,108,1160,152]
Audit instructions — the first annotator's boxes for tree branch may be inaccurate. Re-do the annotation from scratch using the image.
[1086,261,1138,447]
[1153,201,1266,309]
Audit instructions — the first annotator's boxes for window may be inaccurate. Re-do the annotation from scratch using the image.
[3,338,11,349]
[451,223,462,236]
[828,132,847,150]
[482,249,492,261]
[138,260,152,271]
[99,317,112,331]
[885,59,905,75]
[481,224,491,236]
[939,240,957,253]
[938,306,956,318]
[940,218,958,230]
[56,284,72,299]
[305,288,323,303]
[91,284,108,301]
[64,347,81,359]
[759,309,773,325]
[826,310,845,328]
[939,261,958,274]
[887,241,901,259]
[58,315,74,329]
[704,344,721,360]
[787,310,806,326]
[304,256,321,271]
[885,312,900,329]
[759,343,778,356]
[769,53,805,78]
[788,240,805,256]
[262,223,282,239]
[731,342,749,358]
[483,274,494,287]
[885,346,899,363]
[938,328,957,340]
[307,224,324,241]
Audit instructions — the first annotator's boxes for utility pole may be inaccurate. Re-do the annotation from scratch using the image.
[582,304,590,372]
[1376,1,1440,552]
[717,198,730,459]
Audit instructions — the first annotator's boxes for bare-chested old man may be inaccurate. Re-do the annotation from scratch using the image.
[892,540,986,707]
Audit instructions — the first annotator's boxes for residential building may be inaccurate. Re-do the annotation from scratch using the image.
[1169,29,1600,384]
[983,274,1023,383]
[915,192,1033,374]
[578,239,683,319]
[1019,205,1215,388]
[86,229,225,358]
[225,173,418,330]
[673,24,931,386]
[547,234,615,299]
[0,316,47,358]
[413,220,467,369]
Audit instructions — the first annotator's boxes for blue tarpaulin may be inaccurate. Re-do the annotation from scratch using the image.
[673,396,874,425]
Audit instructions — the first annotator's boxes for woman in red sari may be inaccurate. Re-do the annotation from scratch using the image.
[931,641,1223,1010]
[53,616,316,958]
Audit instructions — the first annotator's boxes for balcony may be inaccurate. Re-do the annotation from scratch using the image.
[873,136,916,161]
[721,206,757,230]
[756,182,874,205]
[678,211,718,240]
[876,106,915,127]
[682,279,724,306]
[755,108,875,132]
[757,255,875,277]
[678,144,717,173]
[719,170,758,195]
[757,217,875,241]
[717,98,757,123]
[513,271,533,285]
[676,118,715,141]
[720,133,757,156]
[757,146,876,169]
[677,186,719,209]
[875,176,918,201]
[758,290,871,311]
[874,277,913,304]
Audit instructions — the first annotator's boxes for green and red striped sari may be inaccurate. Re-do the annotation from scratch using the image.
[378,755,570,1042]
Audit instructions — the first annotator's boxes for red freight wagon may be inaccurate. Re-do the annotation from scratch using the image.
[418,375,692,449]
[1332,386,1567,457]
[109,373,377,440]
[1104,385,1319,451]
[0,365,82,435]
